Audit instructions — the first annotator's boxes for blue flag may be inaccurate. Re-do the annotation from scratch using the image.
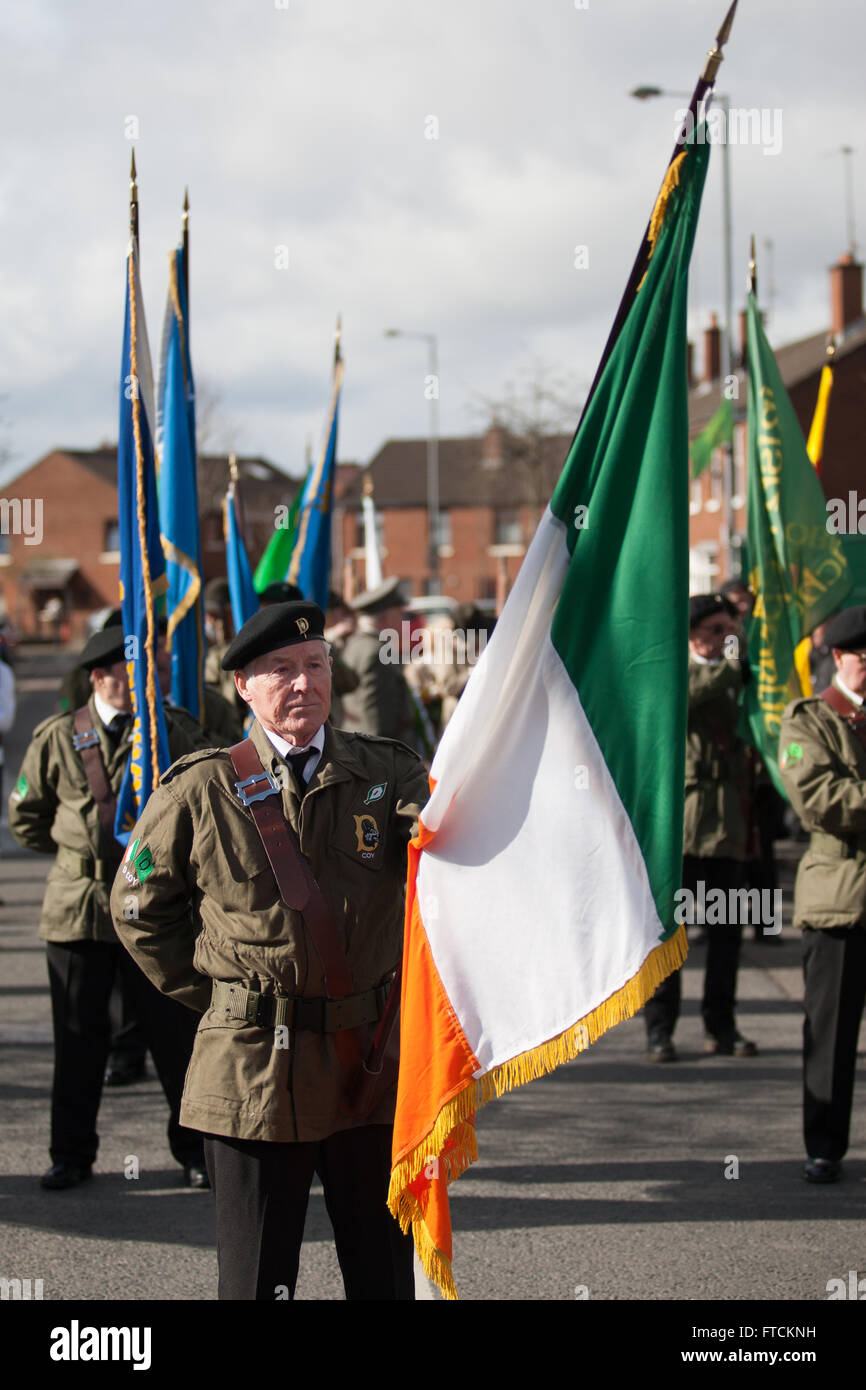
[288,335,343,609]
[156,244,204,722]
[115,234,171,842]
[224,472,258,634]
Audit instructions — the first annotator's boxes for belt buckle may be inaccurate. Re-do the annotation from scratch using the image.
[234,770,281,806]
[72,728,100,751]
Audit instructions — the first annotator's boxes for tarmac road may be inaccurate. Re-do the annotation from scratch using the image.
[1,645,863,1303]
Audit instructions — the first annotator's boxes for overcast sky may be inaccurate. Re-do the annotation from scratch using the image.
[1,0,863,489]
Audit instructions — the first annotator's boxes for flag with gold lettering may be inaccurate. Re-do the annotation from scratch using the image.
[744,292,850,795]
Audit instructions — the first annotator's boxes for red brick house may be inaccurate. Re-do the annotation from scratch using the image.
[0,448,301,639]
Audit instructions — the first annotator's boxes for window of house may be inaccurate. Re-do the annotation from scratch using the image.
[494,510,522,546]
[104,520,120,552]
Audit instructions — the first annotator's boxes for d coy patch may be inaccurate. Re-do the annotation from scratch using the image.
[353,813,380,858]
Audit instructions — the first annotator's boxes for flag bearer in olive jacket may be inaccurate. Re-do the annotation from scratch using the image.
[111,601,430,1300]
[644,594,758,1061]
[8,626,207,1190]
[779,604,866,1184]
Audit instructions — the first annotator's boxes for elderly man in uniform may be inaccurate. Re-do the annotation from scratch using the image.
[644,593,757,1061]
[8,625,208,1190]
[341,577,416,746]
[779,605,866,1183]
[111,601,429,1299]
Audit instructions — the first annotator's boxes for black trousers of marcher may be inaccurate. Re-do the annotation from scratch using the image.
[108,971,148,1065]
[803,924,866,1161]
[203,1126,415,1301]
[45,939,203,1169]
[644,855,745,1040]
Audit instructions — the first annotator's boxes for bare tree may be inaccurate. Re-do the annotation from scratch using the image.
[195,377,241,456]
[467,359,587,520]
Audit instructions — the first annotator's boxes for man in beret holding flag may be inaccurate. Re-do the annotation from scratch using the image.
[8,625,206,1190]
[111,601,429,1299]
[779,604,866,1183]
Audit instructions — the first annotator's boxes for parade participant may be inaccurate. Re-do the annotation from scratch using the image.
[341,577,416,744]
[779,604,866,1183]
[8,625,208,1190]
[644,593,758,1061]
[111,601,429,1299]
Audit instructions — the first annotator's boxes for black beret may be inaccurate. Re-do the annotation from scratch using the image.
[258,581,304,605]
[79,626,127,671]
[221,601,326,671]
[689,593,737,630]
[351,576,406,615]
[825,605,866,652]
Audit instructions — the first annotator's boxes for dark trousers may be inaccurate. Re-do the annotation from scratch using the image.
[644,855,745,1040]
[108,972,147,1065]
[204,1125,415,1301]
[45,939,203,1169]
[803,924,866,1161]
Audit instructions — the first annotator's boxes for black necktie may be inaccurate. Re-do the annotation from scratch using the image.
[107,712,132,741]
[285,748,315,797]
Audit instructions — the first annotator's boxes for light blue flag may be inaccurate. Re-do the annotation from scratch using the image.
[224,472,259,634]
[288,331,343,609]
[115,230,171,843]
[156,243,204,722]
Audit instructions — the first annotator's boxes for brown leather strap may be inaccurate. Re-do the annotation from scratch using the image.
[228,738,356,997]
[228,737,367,1083]
[73,706,121,859]
[820,684,866,752]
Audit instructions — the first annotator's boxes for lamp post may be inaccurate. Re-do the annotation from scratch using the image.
[384,328,440,594]
[631,85,736,580]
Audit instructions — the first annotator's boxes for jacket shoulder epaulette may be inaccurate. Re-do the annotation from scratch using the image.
[349,731,420,759]
[160,747,230,784]
[31,710,73,741]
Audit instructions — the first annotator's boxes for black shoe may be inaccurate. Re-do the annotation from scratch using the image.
[183,1163,211,1190]
[646,1032,676,1062]
[104,1057,147,1087]
[41,1161,92,1191]
[703,1031,757,1057]
[803,1157,842,1184]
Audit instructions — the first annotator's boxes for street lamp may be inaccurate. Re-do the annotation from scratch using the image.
[631,84,736,580]
[384,328,440,594]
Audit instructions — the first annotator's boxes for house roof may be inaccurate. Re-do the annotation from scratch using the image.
[338,432,574,510]
[688,319,866,434]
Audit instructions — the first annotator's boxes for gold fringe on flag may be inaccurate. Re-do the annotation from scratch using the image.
[388,924,688,1298]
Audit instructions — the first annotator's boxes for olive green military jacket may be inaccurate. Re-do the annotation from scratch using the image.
[683,655,749,861]
[110,720,430,1143]
[779,692,866,928]
[340,628,417,746]
[7,698,197,944]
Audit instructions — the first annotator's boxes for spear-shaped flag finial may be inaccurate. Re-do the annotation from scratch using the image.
[334,313,342,367]
[129,149,139,240]
[702,0,739,85]
[748,232,757,298]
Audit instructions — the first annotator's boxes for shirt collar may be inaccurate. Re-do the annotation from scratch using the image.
[260,722,326,771]
[834,673,864,708]
[93,691,127,728]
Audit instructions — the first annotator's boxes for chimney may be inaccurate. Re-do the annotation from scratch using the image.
[481,423,505,470]
[703,313,721,383]
[686,341,695,389]
[830,251,863,336]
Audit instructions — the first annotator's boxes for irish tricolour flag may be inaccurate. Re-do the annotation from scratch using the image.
[388,133,711,1299]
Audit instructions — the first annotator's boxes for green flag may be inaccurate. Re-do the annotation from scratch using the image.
[744,291,851,795]
[252,467,310,593]
[690,397,733,478]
